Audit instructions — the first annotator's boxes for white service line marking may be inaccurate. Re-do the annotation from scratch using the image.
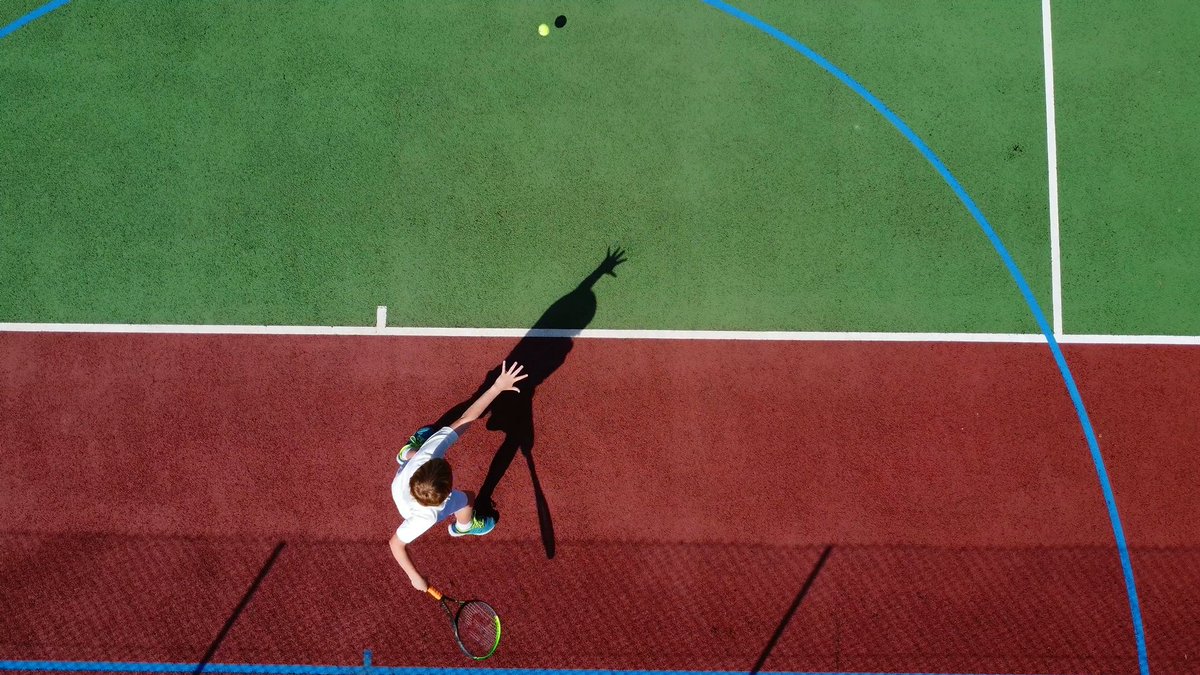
[1043,0,1064,337]
[3,322,1200,345]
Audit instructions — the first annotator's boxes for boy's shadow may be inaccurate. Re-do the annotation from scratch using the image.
[429,247,626,559]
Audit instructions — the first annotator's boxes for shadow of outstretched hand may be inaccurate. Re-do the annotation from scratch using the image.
[595,246,627,278]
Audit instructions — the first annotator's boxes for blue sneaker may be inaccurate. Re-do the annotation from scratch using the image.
[397,426,434,466]
[449,515,496,537]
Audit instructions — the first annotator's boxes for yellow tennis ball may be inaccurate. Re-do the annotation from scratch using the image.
[538,23,549,36]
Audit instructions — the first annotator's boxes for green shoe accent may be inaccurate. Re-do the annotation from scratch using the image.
[397,427,434,466]
[448,515,496,537]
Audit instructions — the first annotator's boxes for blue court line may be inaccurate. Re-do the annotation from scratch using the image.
[698,2,1150,674]
[0,662,1014,675]
[0,0,70,39]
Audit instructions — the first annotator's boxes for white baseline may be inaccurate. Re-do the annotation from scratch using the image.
[2,322,1199,345]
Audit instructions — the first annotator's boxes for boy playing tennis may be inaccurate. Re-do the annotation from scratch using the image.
[388,361,528,592]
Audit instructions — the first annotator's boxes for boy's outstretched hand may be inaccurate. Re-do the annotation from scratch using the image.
[450,361,529,433]
[493,361,528,393]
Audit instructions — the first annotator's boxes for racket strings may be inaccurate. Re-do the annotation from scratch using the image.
[455,602,500,656]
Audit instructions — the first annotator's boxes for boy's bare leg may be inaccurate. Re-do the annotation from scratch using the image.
[453,506,473,529]
[453,491,476,529]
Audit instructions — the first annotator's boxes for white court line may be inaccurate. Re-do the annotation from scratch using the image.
[1043,0,1064,337]
[3,322,1200,344]
[375,305,387,331]
[1058,334,1200,346]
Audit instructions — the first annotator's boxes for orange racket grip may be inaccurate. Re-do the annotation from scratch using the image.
[426,587,443,601]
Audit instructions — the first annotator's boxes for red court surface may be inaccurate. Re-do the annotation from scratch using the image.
[0,532,276,662]
[2,333,1198,672]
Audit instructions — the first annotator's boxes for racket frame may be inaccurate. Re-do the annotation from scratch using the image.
[427,587,502,660]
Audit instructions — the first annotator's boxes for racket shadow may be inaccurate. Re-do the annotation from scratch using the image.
[429,247,626,560]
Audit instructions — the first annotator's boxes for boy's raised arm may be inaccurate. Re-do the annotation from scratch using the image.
[449,361,527,434]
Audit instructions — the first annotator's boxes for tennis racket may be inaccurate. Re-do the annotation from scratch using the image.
[426,586,502,660]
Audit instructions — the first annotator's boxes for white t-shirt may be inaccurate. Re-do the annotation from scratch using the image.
[391,426,459,544]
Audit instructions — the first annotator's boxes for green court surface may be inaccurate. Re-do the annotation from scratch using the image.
[1054,0,1200,335]
[0,1,1196,334]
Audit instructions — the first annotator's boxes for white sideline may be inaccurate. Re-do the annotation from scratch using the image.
[2,322,1200,345]
[1043,0,1064,337]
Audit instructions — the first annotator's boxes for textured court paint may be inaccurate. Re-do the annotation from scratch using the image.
[0,661,1008,675]
[7,540,1184,671]
[4,538,829,671]
[769,546,1147,673]
[0,2,1048,332]
[214,542,828,669]
[0,0,69,39]
[0,534,279,664]
[700,2,1148,671]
